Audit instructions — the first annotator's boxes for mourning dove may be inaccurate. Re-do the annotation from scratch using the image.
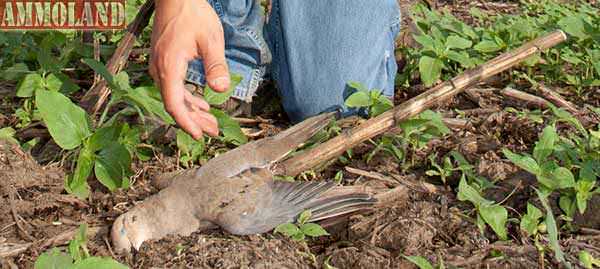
[112,112,375,252]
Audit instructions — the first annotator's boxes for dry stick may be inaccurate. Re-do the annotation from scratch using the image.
[537,84,580,114]
[80,0,155,114]
[500,87,550,109]
[278,30,567,177]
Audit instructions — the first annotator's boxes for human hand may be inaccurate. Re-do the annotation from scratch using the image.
[150,0,230,139]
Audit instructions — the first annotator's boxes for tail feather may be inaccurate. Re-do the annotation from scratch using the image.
[238,180,375,234]
[269,181,375,224]
[306,193,376,222]
[289,182,335,205]
[310,204,374,222]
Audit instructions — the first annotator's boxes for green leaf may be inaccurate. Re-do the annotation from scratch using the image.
[37,47,59,73]
[203,73,243,106]
[536,188,570,268]
[50,72,80,95]
[579,161,597,182]
[274,223,301,237]
[81,58,119,91]
[520,203,543,236]
[402,256,434,269]
[418,110,451,135]
[578,250,600,269]
[445,35,472,49]
[457,175,489,207]
[502,149,540,175]
[370,96,393,117]
[474,40,501,53]
[34,248,74,269]
[73,257,128,269]
[533,125,558,162]
[94,142,131,191]
[347,81,369,92]
[16,73,44,97]
[446,50,473,67]
[413,34,436,51]
[176,129,205,166]
[344,91,371,108]
[210,108,247,145]
[1,63,29,81]
[36,90,91,150]
[291,232,306,241]
[68,224,88,262]
[559,195,576,218]
[300,223,329,237]
[558,17,589,40]
[297,210,312,225]
[0,127,19,144]
[479,204,508,240]
[419,56,444,87]
[125,86,175,125]
[551,167,575,189]
[88,125,122,153]
[65,147,93,199]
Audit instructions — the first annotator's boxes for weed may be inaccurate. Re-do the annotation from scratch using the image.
[401,2,600,96]
[34,224,127,269]
[344,81,393,117]
[403,255,446,269]
[503,107,600,219]
[274,210,329,241]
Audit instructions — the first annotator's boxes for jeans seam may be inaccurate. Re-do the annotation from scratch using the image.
[240,26,271,65]
[186,66,263,102]
[210,0,224,18]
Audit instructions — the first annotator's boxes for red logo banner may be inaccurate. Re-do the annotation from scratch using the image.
[0,0,126,30]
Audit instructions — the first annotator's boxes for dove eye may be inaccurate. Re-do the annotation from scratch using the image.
[131,216,137,222]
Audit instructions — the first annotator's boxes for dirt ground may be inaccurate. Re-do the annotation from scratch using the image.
[1,0,600,268]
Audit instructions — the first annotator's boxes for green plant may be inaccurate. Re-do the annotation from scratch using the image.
[365,110,450,170]
[519,203,545,236]
[344,81,393,117]
[176,129,206,168]
[457,175,509,241]
[274,210,329,241]
[401,2,600,95]
[425,153,454,184]
[579,250,600,269]
[0,127,19,144]
[535,188,570,268]
[403,255,446,269]
[12,56,248,199]
[505,107,544,124]
[503,108,599,219]
[34,224,127,269]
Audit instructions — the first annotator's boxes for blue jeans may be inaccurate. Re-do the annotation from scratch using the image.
[185,0,401,122]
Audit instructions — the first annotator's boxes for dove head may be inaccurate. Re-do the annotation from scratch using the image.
[111,209,153,253]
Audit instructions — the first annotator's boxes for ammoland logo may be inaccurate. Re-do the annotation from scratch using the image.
[0,0,126,30]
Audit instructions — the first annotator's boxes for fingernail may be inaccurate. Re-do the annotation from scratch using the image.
[211,77,230,90]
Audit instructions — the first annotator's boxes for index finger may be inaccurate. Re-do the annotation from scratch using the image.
[157,54,205,139]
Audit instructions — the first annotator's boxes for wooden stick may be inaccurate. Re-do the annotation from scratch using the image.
[80,0,155,114]
[277,30,567,177]
[537,84,580,114]
[500,87,549,109]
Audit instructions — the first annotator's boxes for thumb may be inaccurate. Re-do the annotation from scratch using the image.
[200,38,230,93]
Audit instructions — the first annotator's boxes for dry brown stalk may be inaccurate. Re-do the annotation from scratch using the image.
[278,30,567,177]
[500,87,550,108]
[80,0,155,115]
[537,84,580,114]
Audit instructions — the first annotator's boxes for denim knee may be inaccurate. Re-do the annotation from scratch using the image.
[267,0,402,122]
[185,0,271,102]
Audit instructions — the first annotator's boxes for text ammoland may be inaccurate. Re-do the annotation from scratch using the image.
[0,0,126,30]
